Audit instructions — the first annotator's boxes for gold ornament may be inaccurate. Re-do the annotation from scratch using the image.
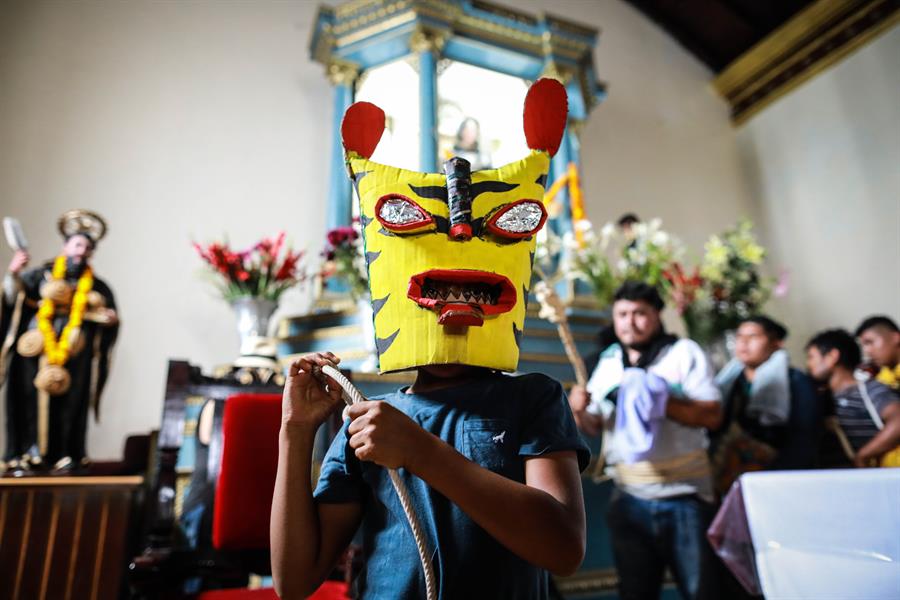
[34,364,72,396]
[17,330,45,357]
[235,369,255,385]
[41,279,74,305]
[57,209,107,244]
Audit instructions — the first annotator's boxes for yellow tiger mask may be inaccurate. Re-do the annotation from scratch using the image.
[341,78,568,373]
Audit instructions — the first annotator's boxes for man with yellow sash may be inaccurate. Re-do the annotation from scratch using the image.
[1,210,119,475]
[569,281,722,600]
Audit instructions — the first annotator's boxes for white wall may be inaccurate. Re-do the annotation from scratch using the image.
[519,0,755,250]
[737,26,900,358]
[0,1,331,459]
[0,0,754,458]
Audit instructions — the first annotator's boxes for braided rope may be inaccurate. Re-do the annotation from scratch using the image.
[557,323,588,387]
[320,365,437,600]
[532,282,610,481]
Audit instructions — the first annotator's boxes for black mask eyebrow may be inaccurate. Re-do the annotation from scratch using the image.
[408,184,447,202]
[408,181,519,204]
[470,181,518,198]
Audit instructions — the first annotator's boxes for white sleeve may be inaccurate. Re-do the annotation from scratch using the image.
[677,339,722,402]
[585,355,621,419]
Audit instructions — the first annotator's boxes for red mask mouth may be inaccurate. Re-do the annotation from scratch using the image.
[407,269,517,327]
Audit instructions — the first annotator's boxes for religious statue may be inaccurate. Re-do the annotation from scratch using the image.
[1,210,119,474]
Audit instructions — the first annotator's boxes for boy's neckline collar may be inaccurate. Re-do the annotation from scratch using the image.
[404,369,501,396]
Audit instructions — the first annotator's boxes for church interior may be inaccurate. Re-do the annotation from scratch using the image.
[1,1,898,599]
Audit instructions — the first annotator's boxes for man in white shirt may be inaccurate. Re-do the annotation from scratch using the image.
[569,281,722,600]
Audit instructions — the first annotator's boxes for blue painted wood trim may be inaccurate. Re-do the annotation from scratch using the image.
[418,49,438,172]
[549,127,575,299]
[442,38,544,80]
[550,127,573,236]
[327,82,355,230]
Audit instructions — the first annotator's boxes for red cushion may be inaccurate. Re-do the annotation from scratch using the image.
[212,393,283,550]
[198,582,349,600]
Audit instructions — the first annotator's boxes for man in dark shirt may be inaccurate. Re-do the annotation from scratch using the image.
[710,316,820,495]
[806,329,900,467]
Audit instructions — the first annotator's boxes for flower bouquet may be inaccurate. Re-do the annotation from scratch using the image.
[193,232,306,301]
[564,218,682,307]
[321,223,368,301]
[676,219,773,345]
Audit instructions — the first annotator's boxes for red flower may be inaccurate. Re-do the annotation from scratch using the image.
[194,234,305,297]
[206,244,233,274]
[271,231,286,259]
[275,250,303,281]
[327,226,358,248]
[192,242,209,262]
[664,263,704,315]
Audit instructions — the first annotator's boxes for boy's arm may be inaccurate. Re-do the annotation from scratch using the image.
[855,401,900,466]
[270,353,363,599]
[346,401,586,576]
[271,424,362,599]
[419,444,586,576]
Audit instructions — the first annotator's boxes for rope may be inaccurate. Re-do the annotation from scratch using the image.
[320,365,437,600]
[614,449,712,485]
[533,281,610,481]
[557,322,588,387]
[532,282,587,387]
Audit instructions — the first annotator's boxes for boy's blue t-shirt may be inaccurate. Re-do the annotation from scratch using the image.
[313,371,590,599]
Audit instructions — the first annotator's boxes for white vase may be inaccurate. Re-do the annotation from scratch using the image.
[231,296,278,356]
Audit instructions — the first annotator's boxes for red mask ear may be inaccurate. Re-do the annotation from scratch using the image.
[523,78,568,157]
[341,102,385,158]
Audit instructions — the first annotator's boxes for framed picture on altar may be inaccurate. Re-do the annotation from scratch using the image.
[436,60,530,171]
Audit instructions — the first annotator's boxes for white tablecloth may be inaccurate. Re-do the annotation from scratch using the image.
[741,469,900,599]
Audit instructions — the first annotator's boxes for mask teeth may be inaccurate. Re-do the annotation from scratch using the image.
[420,279,503,306]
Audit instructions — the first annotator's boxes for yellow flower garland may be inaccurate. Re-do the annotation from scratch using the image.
[37,255,93,366]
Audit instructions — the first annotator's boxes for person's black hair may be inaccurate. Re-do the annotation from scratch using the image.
[617,213,639,228]
[854,315,900,337]
[741,315,788,341]
[454,117,480,149]
[613,280,664,311]
[806,329,861,370]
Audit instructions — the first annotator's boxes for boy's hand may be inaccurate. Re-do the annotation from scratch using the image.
[346,401,427,470]
[282,352,344,428]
